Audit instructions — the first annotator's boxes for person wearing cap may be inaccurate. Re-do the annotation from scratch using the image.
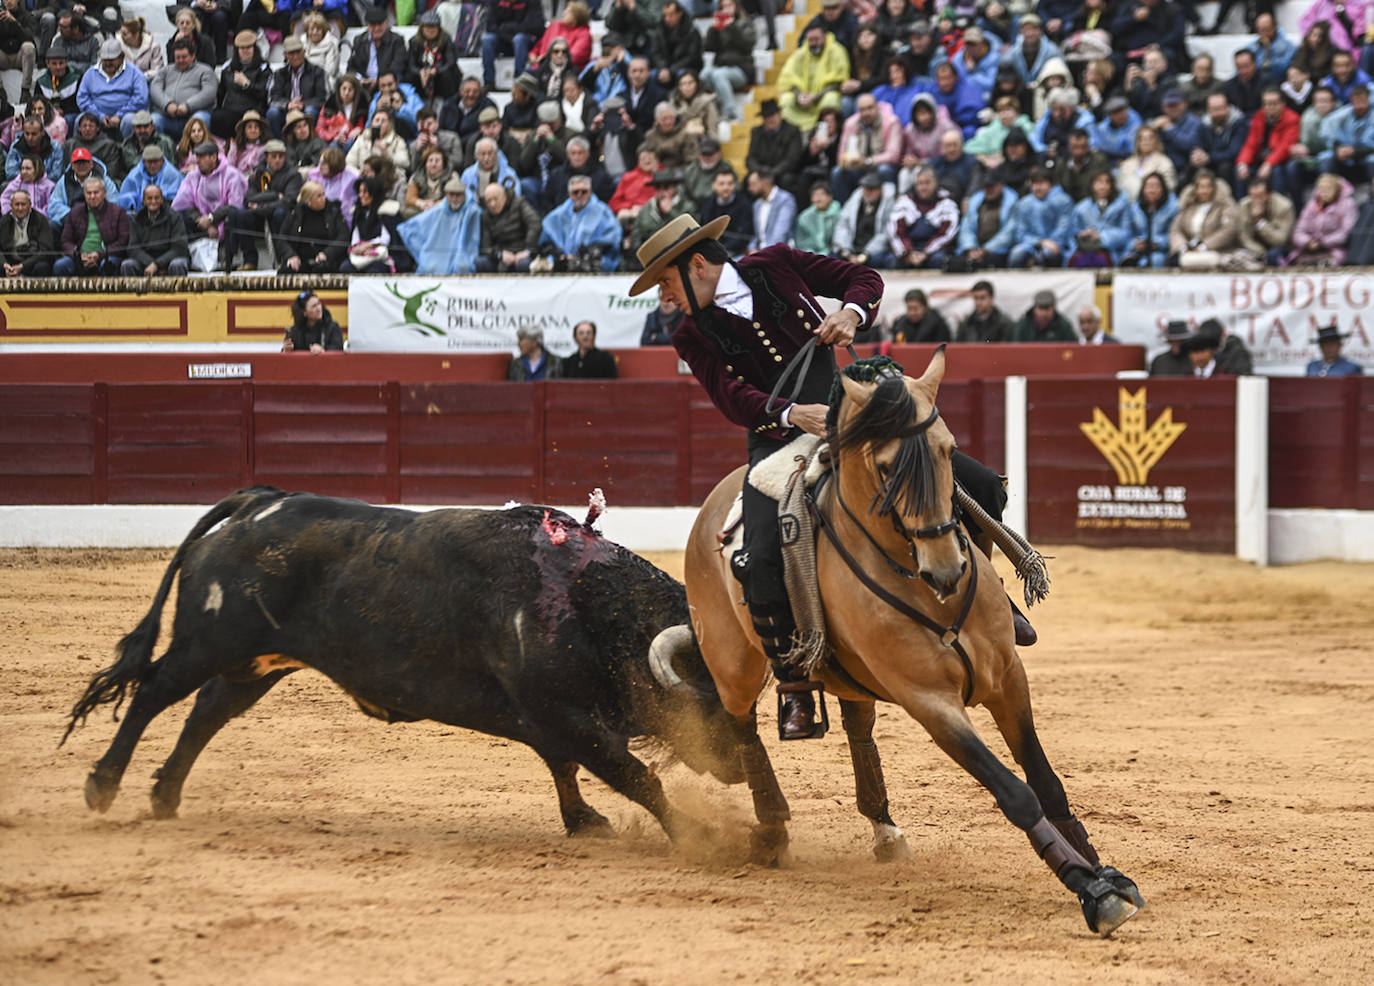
[461,103,519,173]
[1306,325,1364,377]
[833,170,895,266]
[149,37,216,140]
[985,165,1074,268]
[1151,88,1204,175]
[76,36,148,141]
[1011,289,1075,342]
[897,19,936,78]
[536,173,619,271]
[1181,320,1228,378]
[7,114,63,184]
[702,0,758,123]
[396,174,480,274]
[503,72,543,133]
[577,32,629,107]
[629,169,689,259]
[117,140,182,212]
[224,138,299,269]
[955,165,1014,269]
[802,0,859,54]
[1317,83,1374,185]
[480,0,544,90]
[405,11,458,103]
[212,30,270,141]
[681,136,734,211]
[119,109,176,176]
[348,6,407,89]
[35,41,79,118]
[171,139,247,260]
[439,76,496,139]
[0,185,57,276]
[1150,320,1195,376]
[944,24,999,97]
[48,143,117,226]
[776,25,849,132]
[745,98,803,197]
[54,173,129,276]
[119,182,189,277]
[999,13,1062,87]
[267,35,326,138]
[1091,95,1142,165]
[284,108,327,169]
[0,0,37,105]
[276,179,347,273]
[516,100,570,201]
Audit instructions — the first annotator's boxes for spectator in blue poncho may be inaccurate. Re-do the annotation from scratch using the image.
[118,144,182,212]
[462,136,521,202]
[398,174,481,274]
[536,173,619,272]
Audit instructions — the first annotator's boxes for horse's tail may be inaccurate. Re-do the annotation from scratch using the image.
[61,487,285,746]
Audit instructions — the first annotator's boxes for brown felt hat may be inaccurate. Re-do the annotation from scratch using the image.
[234,29,257,48]
[629,214,729,297]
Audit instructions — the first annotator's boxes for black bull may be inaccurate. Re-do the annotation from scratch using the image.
[66,486,747,839]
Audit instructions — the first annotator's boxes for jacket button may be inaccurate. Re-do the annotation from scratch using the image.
[736,375,745,381]
[726,364,733,371]
[769,347,777,354]
[796,309,804,317]
[756,329,765,337]
[752,321,760,329]
[802,322,811,330]
[774,355,783,363]
[762,337,771,345]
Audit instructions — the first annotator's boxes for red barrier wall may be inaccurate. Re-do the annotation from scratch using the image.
[1268,376,1374,511]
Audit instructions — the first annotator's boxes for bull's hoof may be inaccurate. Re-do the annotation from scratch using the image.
[564,806,615,839]
[149,787,180,820]
[84,770,118,813]
[748,823,791,868]
[1079,877,1141,937]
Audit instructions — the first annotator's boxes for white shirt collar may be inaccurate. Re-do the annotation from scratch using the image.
[711,262,754,321]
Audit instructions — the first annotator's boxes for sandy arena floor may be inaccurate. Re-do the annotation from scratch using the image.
[1,543,1372,986]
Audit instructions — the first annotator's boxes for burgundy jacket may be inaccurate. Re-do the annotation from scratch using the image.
[60,200,131,259]
[671,245,884,442]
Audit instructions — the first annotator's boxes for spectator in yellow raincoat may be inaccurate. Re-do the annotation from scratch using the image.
[776,25,850,132]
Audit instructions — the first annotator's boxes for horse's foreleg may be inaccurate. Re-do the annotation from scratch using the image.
[730,708,791,866]
[839,699,912,862]
[901,692,1141,937]
[984,659,1146,911]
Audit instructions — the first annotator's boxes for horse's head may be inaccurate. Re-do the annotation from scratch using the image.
[833,346,967,598]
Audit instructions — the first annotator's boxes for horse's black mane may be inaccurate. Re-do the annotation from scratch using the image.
[832,374,940,519]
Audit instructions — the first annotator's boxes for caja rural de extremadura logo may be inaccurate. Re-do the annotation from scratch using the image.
[1076,387,1190,528]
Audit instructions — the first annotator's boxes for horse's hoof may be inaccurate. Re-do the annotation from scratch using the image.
[1088,892,1139,937]
[564,806,615,839]
[84,771,117,813]
[1097,866,1146,910]
[748,823,790,867]
[872,824,914,863]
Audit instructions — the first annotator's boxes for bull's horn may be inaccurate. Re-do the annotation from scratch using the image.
[648,625,695,693]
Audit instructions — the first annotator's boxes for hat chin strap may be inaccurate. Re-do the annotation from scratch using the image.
[674,255,707,319]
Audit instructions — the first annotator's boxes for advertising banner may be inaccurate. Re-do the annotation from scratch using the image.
[1026,378,1239,553]
[347,270,1098,356]
[1110,271,1374,376]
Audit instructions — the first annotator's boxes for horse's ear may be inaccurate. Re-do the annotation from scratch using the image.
[915,343,947,393]
[841,373,877,407]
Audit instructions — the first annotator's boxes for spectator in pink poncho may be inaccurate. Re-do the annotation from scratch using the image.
[307,144,359,224]
[172,139,247,244]
[1,156,57,216]
[1301,0,1371,53]
[1286,173,1357,266]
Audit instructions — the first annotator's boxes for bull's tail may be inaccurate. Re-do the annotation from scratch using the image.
[61,487,285,745]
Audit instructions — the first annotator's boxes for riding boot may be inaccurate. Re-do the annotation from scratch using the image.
[970,529,1037,648]
[748,600,819,740]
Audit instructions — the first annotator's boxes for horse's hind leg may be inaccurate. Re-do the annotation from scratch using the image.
[899,691,1140,936]
[543,758,614,838]
[85,641,221,813]
[839,699,912,862]
[983,659,1145,909]
[149,670,293,819]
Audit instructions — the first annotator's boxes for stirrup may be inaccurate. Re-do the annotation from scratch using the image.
[776,680,828,741]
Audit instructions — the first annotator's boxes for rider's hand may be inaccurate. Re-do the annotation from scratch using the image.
[815,307,859,346]
[787,403,829,437]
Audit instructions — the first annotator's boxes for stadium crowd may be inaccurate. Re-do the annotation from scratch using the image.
[0,0,1370,281]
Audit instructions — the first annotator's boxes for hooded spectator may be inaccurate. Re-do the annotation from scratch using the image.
[398,175,481,274]
[1287,173,1356,265]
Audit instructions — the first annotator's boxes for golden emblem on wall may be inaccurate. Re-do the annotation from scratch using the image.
[1079,387,1187,486]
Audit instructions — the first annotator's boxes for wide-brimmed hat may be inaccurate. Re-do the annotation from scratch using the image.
[285,109,308,128]
[1183,322,1223,353]
[649,168,682,187]
[1312,324,1350,344]
[629,214,729,297]
[758,98,780,117]
[1163,320,1191,341]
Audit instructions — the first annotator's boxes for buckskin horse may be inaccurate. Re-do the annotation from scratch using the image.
[672,347,1145,936]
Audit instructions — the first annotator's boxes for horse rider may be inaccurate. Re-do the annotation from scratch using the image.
[629,215,1032,740]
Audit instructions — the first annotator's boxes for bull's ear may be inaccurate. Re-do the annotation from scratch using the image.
[840,373,877,407]
[915,343,947,395]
